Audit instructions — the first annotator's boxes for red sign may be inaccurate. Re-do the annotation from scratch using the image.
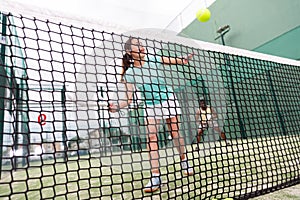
[38,114,47,126]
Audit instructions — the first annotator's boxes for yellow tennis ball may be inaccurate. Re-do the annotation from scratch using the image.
[196,8,211,22]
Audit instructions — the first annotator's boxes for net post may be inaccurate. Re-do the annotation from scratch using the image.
[12,82,20,171]
[22,75,30,168]
[0,15,7,176]
[19,78,28,168]
[61,85,67,162]
[0,12,6,176]
[0,60,5,179]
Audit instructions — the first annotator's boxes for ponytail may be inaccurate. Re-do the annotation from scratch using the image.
[120,37,135,80]
[121,53,133,80]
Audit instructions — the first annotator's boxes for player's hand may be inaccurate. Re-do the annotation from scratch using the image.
[109,103,119,113]
[183,53,194,64]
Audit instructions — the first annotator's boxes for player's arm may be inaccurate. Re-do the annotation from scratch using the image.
[195,108,200,122]
[161,53,193,65]
[109,83,134,112]
[210,107,219,119]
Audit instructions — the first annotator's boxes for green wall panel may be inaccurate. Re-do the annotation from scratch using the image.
[254,26,300,60]
[180,0,300,60]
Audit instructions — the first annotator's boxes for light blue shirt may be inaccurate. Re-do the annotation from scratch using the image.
[124,55,173,105]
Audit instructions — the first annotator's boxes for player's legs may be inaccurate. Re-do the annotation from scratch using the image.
[197,128,204,143]
[195,126,205,151]
[161,94,186,160]
[166,116,185,160]
[145,118,160,174]
[162,94,193,176]
[213,125,226,139]
[144,117,161,193]
[166,116,193,176]
[197,121,208,143]
[212,121,231,145]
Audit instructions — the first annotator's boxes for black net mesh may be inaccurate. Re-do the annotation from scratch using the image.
[0,12,300,200]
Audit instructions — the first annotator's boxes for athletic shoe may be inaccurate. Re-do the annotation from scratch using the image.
[194,145,200,151]
[226,141,232,146]
[143,175,161,193]
[181,160,194,176]
[218,139,232,146]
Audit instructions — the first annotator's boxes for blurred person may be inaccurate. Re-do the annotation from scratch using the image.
[195,98,231,148]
